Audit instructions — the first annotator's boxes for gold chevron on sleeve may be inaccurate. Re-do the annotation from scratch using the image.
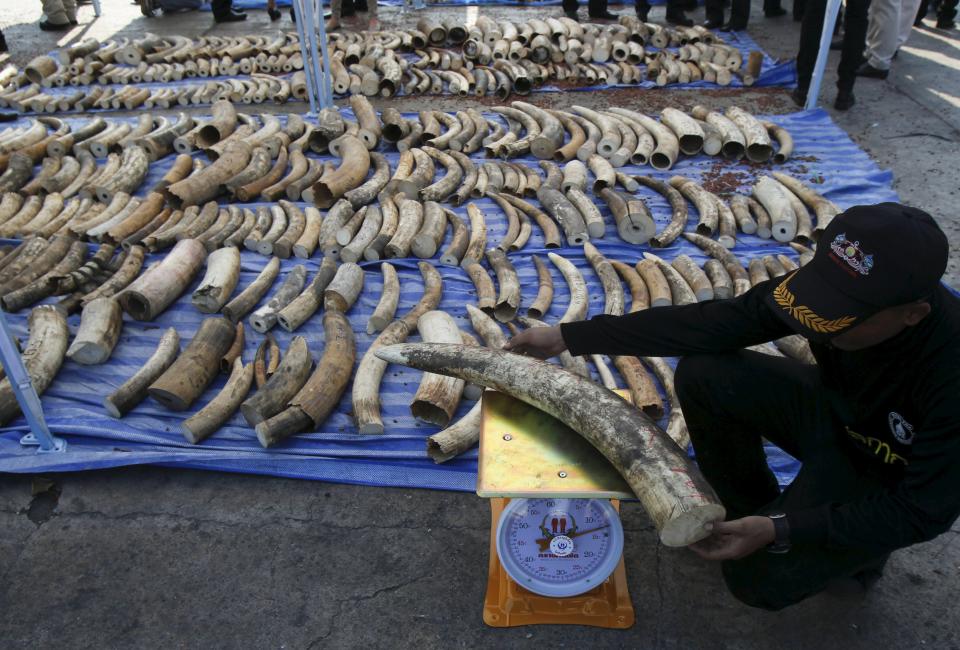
[773,272,857,334]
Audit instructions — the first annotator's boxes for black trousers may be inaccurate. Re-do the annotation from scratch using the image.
[795,0,871,92]
[563,0,607,16]
[917,0,959,21]
[211,0,232,16]
[704,0,783,25]
[675,351,890,611]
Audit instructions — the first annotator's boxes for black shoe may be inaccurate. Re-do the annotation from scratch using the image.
[565,10,580,20]
[790,86,807,107]
[855,62,889,79]
[588,10,618,20]
[834,90,855,110]
[39,19,71,31]
[765,6,787,16]
[936,18,956,28]
[0,33,6,53]
[268,7,281,19]
[214,10,247,22]
[704,18,724,28]
[721,20,747,30]
[830,35,844,50]
[636,7,649,20]
[666,10,694,26]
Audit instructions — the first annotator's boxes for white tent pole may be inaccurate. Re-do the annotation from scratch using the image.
[292,0,319,114]
[805,0,844,110]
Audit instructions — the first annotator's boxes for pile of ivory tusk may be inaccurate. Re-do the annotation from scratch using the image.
[0,17,765,113]
[0,98,833,468]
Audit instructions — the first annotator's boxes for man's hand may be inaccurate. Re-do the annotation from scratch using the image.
[688,516,776,561]
[502,325,567,360]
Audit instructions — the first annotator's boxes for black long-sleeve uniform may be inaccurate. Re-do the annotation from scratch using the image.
[561,279,960,553]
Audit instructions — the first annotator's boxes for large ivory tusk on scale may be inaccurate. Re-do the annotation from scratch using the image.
[376,343,725,547]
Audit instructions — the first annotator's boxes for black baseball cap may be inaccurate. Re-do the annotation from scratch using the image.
[764,203,948,340]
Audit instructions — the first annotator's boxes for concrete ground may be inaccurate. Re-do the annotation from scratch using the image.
[1,1,960,648]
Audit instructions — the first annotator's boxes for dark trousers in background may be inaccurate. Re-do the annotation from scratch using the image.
[917,0,959,22]
[562,0,608,16]
[211,0,232,17]
[675,351,890,611]
[705,0,784,26]
[796,0,871,92]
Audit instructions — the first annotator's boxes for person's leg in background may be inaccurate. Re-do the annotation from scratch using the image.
[794,0,807,20]
[666,0,694,25]
[636,0,651,19]
[893,0,926,49]
[267,0,281,20]
[212,0,246,21]
[0,27,6,52]
[588,0,617,20]
[835,0,870,108]
[792,0,825,105]
[860,0,901,76]
[766,0,788,18]
[704,0,727,27]
[726,0,751,29]
[39,0,73,30]
[937,0,957,25]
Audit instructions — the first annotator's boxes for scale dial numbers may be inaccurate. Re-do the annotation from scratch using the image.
[496,498,624,598]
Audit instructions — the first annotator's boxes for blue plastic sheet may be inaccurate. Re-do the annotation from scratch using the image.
[0,108,899,493]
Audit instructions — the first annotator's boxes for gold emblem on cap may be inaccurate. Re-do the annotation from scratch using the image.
[773,272,857,334]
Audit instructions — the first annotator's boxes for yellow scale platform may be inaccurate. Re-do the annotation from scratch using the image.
[478,390,635,629]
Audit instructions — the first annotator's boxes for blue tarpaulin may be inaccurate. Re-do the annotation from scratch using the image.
[0,108,899,492]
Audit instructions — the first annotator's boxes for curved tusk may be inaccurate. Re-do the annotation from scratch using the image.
[547,252,588,323]
[182,358,254,445]
[486,248,520,323]
[352,261,443,435]
[377,343,725,547]
[256,310,355,447]
[249,264,307,333]
[148,317,236,411]
[367,262,400,335]
[276,257,337,332]
[0,306,69,425]
[221,256,280,324]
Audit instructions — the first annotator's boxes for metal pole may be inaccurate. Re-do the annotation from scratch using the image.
[292,0,319,114]
[0,308,66,453]
[805,0,843,110]
[302,0,333,110]
[314,0,335,108]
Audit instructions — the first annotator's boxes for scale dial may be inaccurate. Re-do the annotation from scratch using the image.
[496,498,624,598]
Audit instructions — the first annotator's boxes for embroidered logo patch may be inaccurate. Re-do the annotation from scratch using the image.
[888,411,915,445]
[773,272,858,334]
[830,233,874,276]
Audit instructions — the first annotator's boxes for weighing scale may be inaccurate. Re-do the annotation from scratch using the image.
[478,390,635,629]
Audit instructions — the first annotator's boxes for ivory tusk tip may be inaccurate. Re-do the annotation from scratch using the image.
[374,344,409,366]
